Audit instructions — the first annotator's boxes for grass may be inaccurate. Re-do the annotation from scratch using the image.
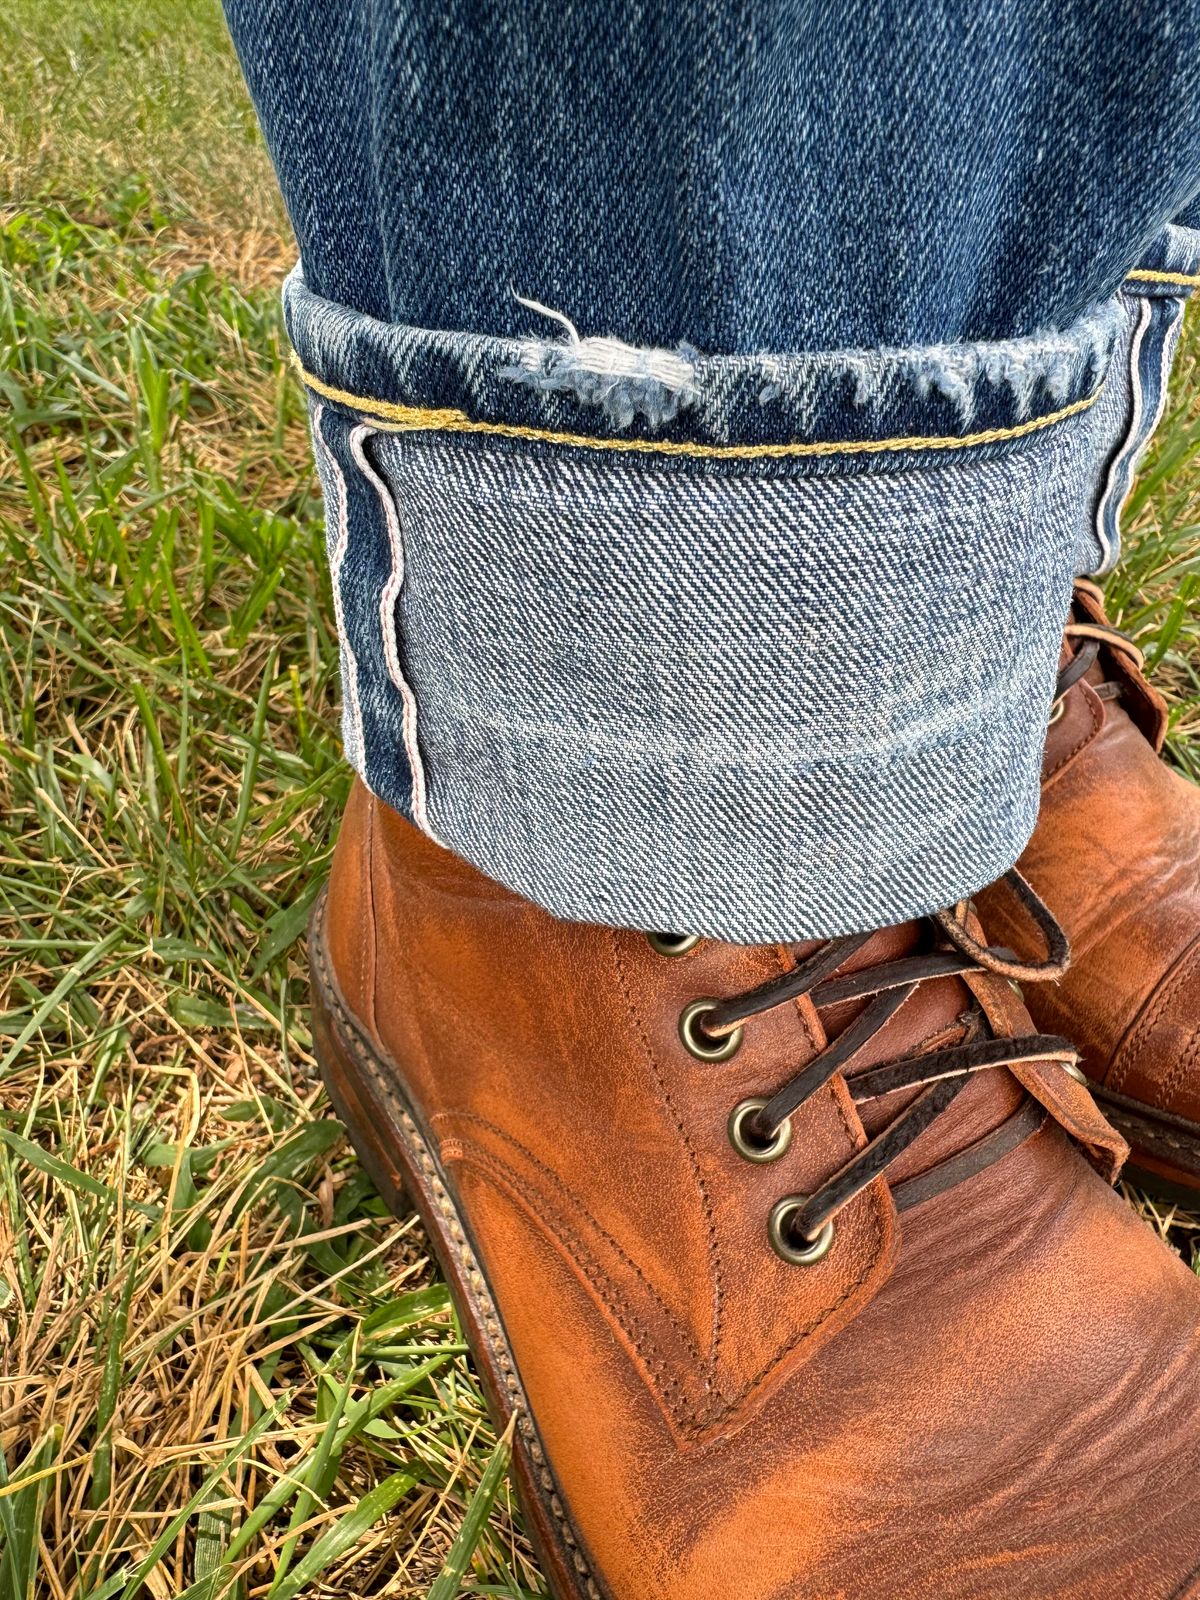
[0,2,1198,1596]
[0,2,540,1595]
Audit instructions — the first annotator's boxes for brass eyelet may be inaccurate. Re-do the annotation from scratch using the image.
[646,932,702,957]
[678,999,743,1062]
[768,1197,836,1266]
[1048,695,1067,726]
[1062,1060,1087,1085]
[728,1098,792,1163]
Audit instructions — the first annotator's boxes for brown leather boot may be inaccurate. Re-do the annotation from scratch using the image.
[978,579,1200,1197]
[312,780,1200,1600]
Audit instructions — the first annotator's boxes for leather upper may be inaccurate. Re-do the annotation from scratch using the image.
[979,583,1200,1130]
[324,779,1200,1599]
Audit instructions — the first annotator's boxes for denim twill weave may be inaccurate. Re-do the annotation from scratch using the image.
[225,0,1200,359]
[223,0,1200,939]
[299,247,1198,941]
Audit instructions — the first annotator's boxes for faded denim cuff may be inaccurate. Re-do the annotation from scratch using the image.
[290,227,1200,942]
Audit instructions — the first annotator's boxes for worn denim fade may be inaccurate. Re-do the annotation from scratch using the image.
[298,239,1199,943]
[221,0,1200,940]
[225,1,1200,357]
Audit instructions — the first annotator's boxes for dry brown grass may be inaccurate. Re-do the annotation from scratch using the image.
[2,4,1199,1597]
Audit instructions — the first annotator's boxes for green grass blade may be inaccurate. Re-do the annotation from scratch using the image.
[266,1468,422,1600]
[426,1422,515,1600]
[115,1396,292,1600]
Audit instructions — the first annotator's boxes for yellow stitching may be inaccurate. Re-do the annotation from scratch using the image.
[293,353,1102,461]
[289,353,471,429]
[1126,268,1200,289]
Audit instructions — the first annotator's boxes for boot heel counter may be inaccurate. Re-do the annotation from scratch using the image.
[321,779,379,1037]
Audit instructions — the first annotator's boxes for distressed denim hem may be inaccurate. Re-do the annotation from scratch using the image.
[299,231,1198,942]
[285,266,1125,452]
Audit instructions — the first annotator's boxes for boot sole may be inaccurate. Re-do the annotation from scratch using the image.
[308,888,606,1600]
[1089,1082,1200,1207]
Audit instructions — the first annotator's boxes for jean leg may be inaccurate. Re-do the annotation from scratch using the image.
[222,0,1200,940]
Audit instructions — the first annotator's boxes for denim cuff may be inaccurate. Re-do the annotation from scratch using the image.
[290,227,1200,942]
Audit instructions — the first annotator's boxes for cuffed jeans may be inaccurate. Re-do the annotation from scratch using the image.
[224,0,1200,941]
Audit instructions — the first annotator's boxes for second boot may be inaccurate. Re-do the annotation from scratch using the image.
[979,578,1200,1197]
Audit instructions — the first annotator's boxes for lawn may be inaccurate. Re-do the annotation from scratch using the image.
[0,3,1198,1598]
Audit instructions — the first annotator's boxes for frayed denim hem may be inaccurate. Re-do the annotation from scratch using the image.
[287,267,1123,453]
[296,229,1200,941]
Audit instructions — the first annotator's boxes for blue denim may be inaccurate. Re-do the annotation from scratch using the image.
[224,1,1200,940]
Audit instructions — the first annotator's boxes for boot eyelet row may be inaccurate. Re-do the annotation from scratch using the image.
[678,998,744,1061]
[768,1196,836,1266]
[645,931,702,957]
[670,967,832,1266]
[728,1097,792,1163]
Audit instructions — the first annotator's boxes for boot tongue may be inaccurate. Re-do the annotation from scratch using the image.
[787,917,1029,1189]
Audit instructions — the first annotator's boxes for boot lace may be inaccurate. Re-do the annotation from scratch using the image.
[652,875,1078,1266]
[1050,578,1144,724]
